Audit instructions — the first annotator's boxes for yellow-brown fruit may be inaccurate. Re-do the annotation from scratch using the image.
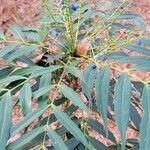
[75,38,91,56]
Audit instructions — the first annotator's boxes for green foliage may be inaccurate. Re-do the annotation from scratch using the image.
[19,83,32,116]
[96,66,110,137]
[139,85,150,150]
[114,74,132,150]
[0,92,12,149]
[59,84,90,114]
[52,105,89,147]
[0,0,150,150]
[47,128,68,150]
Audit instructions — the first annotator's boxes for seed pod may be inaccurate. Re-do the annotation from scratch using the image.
[75,38,91,56]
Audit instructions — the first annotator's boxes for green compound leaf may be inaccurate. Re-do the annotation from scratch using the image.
[59,84,90,115]
[52,106,89,147]
[0,92,12,149]
[96,66,110,136]
[47,128,68,150]
[19,83,32,116]
[139,85,150,150]
[114,73,132,150]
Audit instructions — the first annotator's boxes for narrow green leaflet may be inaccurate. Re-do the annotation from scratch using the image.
[9,25,25,41]
[114,73,132,150]
[39,73,52,88]
[127,139,139,149]
[133,64,150,71]
[17,56,35,65]
[30,65,62,78]
[130,104,141,130]
[11,105,47,136]
[139,85,150,150]
[140,38,150,47]
[52,106,89,147]
[12,66,42,76]
[7,45,39,62]
[75,143,86,150]
[23,29,41,41]
[65,65,87,84]
[38,73,52,107]
[33,85,53,99]
[47,128,68,150]
[0,92,12,149]
[0,67,14,80]
[59,84,90,115]
[125,45,150,55]
[0,43,19,58]
[95,66,110,136]
[19,83,32,116]
[0,75,26,87]
[89,137,107,150]
[82,64,97,105]
[111,56,150,65]
[88,119,116,143]
[64,138,80,150]
[7,127,43,150]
